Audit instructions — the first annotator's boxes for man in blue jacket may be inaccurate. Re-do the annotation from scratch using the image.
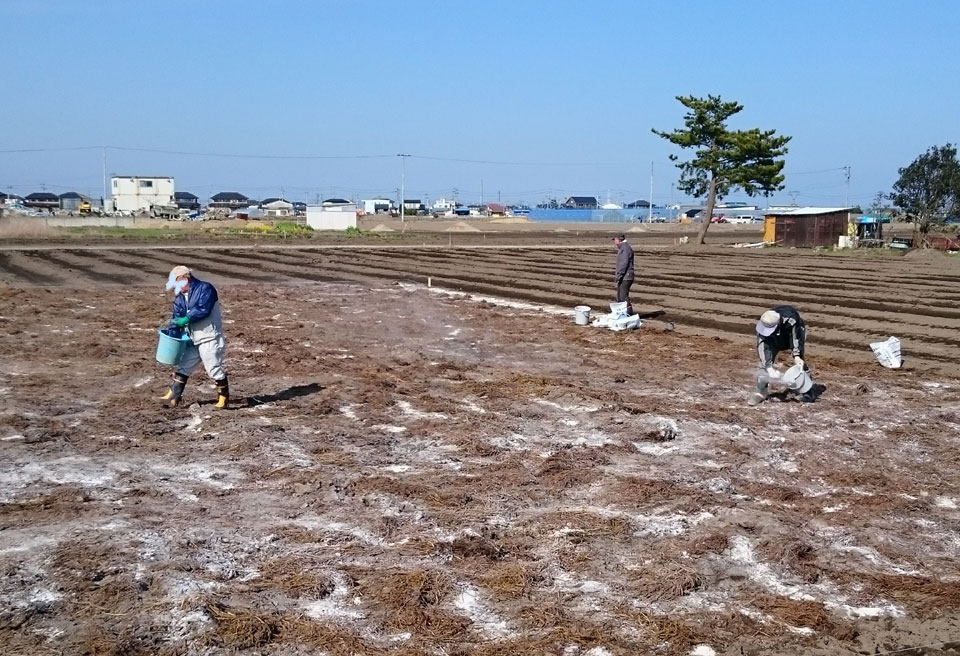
[161,265,229,408]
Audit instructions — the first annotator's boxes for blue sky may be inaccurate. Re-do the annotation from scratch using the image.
[2,0,957,207]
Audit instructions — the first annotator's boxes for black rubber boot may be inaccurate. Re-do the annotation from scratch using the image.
[214,377,229,409]
[161,373,188,408]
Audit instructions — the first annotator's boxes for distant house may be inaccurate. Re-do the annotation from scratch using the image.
[24,192,60,211]
[362,198,394,214]
[626,200,650,208]
[563,196,598,209]
[111,175,175,213]
[261,198,294,217]
[402,199,423,211]
[0,191,23,206]
[292,201,307,215]
[322,198,352,206]
[209,192,250,210]
[58,191,92,211]
[486,203,506,216]
[174,192,200,211]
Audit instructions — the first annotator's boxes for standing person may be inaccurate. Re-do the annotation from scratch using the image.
[613,234,635,316]
[751,305,813,404]
[160,266,229,409]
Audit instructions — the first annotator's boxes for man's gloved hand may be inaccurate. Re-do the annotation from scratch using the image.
[794,356,804,367]
[173,316,190,328]
[765,366,781,380]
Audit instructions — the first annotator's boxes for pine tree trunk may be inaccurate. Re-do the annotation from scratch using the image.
[697,177,718,245]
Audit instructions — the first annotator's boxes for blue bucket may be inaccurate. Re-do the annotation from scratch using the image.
[156,330,191,366]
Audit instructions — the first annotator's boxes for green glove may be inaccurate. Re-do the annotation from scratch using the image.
[173,316,190,328]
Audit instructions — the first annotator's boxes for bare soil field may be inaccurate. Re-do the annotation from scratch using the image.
[1,246,960,655]
[0,245,957,371]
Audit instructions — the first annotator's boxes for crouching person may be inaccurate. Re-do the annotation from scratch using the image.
[161,266,229,408]
[750,305,814,405]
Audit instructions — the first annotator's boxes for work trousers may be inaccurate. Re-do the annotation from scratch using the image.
[177,334,227,381]
[616,277,634,306]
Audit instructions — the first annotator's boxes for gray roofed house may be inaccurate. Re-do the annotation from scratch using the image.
[174,191,201,210]
[58,191,92,211]
[563,196,598,209]
[24,192,60,210]
[209,191,250,209]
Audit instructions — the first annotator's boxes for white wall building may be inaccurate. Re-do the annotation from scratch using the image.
[362,198,394,214]
[262,199,294,217]
[111,176,174,213]
[306,202,357,231]
[432,197,457,211]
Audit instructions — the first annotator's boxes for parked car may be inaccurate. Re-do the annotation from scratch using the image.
[726,215,758,224]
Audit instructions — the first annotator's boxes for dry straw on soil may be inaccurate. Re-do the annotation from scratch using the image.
[255,556,336,599]
[353,568,471,641]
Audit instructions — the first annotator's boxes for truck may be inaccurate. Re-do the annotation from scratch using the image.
[151,204,180,220]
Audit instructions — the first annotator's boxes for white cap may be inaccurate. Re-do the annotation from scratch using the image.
[169,265,191,278]
[756,310,780,336]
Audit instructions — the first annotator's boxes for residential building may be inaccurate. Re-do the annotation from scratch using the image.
[563,196,598,209]
[111,176,174,213]
[59,192,91,211]
[626,200,650,208]
[431,197,457,212]
[174,192,201,211]
[362,198,394,214]
[486,203,506,216]
[261,198,294,217]
[209,192,250,210]
[24,192,60,211]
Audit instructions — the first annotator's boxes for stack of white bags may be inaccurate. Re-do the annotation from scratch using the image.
[592,302,642,332]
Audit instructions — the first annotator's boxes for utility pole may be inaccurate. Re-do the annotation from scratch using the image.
[480,178,484,206]
[843,166,851,207]
[649,161,655,221]
[397,153,410,222]
[102,146,107,207]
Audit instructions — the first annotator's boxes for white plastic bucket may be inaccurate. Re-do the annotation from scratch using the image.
[574,305,591,325]
[782,364,813,393]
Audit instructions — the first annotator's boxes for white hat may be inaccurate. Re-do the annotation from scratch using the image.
[756,310,780,337]
[169,265,191,278]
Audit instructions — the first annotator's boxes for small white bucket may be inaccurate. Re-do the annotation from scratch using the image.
[574,305,591,325]
[782,364,813,393]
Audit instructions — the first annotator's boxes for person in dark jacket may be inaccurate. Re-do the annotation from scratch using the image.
[751,305,813,404]
[613,234,635,315]
[160,266,229,408]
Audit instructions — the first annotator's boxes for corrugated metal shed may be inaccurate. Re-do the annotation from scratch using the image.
[765,207,853,248]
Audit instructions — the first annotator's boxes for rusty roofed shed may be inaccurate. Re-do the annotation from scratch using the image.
[763,207,853,247]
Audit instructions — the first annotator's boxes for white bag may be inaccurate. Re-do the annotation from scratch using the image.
[870,336,902,369]
[609,301,629,319]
